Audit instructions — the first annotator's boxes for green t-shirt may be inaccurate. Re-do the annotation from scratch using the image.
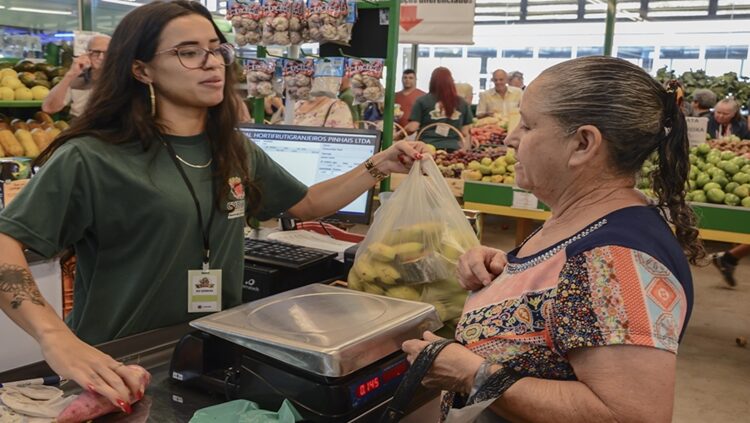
[408,94,473,150]
[0,133,307,345]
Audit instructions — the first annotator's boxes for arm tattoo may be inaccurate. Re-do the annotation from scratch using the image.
[0,264,44,309]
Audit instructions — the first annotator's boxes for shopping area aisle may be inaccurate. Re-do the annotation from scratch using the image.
[478,216,750,422]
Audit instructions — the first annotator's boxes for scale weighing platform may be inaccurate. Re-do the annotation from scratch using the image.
[169,284,442,422]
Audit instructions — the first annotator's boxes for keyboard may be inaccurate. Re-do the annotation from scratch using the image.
[244,238,337,270]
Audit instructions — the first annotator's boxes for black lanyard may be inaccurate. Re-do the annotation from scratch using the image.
[161,138,216,271]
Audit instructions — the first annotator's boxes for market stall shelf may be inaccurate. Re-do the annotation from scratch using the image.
[0,101,44,108]
[463,181,750,245]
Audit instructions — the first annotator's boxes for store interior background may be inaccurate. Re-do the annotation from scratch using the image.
[1,1,749,421]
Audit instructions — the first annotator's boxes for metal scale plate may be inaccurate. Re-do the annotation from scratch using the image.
[190,284,442,378]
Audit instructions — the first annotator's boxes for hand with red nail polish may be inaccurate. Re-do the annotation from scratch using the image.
[370,141,431,175]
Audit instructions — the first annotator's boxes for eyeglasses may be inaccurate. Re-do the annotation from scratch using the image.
[87,49,106,58]
[154,43,235,69]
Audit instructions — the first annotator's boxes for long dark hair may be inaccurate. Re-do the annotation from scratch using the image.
[428,67,460,120]
[539,56,705,265]
[36,0,259,211]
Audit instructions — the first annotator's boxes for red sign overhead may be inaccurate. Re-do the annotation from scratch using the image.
[399,5,423,32]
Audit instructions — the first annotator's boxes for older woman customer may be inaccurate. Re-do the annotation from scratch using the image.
[402,56,703,422]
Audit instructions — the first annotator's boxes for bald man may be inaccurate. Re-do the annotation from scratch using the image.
[476,69,522,119]
[43,34,111,117]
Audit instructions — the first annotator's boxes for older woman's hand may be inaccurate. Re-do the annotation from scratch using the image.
[458,246,507,291]
[402,331,484,394]
[372,141,431,174]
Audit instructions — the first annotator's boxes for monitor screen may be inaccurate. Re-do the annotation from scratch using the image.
[238,124,381,224]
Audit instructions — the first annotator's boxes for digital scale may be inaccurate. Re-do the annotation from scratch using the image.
[169,284,442,422]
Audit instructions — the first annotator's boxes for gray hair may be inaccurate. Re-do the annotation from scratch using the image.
[534,56,703,264]
[716,97,740,113]
[691,89,717,109]
[508,71,523,81]
[87,34,111,50]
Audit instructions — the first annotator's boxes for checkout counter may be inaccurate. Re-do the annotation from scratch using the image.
[0,284,444,422]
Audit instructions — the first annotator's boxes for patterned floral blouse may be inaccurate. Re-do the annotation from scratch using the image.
[440,206,694,421]
[293,97,354,128]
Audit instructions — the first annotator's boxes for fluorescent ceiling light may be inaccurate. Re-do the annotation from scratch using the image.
[101,0,145,6]
[9,7,72,15]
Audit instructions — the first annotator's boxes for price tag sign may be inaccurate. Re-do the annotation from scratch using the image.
[686,117,708,147]
[2,179,30,207]
[511,189,539,210]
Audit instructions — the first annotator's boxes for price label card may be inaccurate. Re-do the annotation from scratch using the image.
[435,124,450,137]
[2,179,30,207]
[686,117,708,147]
[511,189,539,210]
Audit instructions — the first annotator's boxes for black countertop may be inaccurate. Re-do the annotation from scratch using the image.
[0,324,438,423]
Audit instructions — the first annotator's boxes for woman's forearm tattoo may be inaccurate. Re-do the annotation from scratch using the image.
[0,264,44,309]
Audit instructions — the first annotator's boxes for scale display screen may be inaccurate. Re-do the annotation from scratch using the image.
[349,358,409,406]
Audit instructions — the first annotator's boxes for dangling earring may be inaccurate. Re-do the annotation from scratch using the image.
[148,82,156,117]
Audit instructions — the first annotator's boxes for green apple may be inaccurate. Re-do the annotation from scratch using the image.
[691,191,707,203]
[742,197,750,208]
[706,188,726,203]
[696,173,711,188]
[733,185,749,199]
[703,182,722,192]
[732,172,750,184]
[724,162,740,175]
[707,153,721,164]
[721,151,736,160]
[724,193,741,206]
[697,143,711,155]
[711,174,729,187]
[480,157,492,166]
[725,182,740,194]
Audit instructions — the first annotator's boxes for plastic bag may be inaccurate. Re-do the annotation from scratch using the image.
[260,0,292,46]
[283,58,315,100]
[190,399,303,423]
[346,58,385,105]
[289,0,309,45]
[348,157,478,322]
[245,58,279,98]
[310,57,345,98]
[227,0,262,46]
[306,0,356,44]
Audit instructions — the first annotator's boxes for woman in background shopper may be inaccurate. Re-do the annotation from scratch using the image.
[403,56,702,422]
[0,0,425,415]
[405,67,473,152]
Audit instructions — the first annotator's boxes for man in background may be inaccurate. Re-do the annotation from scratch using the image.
[395,69,425,128]
[690,89,716,118]
[707,97,750,139]
[43,34,111,118]
[476,68,522,119]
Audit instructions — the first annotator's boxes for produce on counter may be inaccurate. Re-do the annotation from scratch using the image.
[0,112,67,157]
[655,67,750,108]
[0,62,68,101]
[348,221,475,322]
[433,145,516,185]
[638,142,750,208]
[708,136,750,157]
[57,365,152,423]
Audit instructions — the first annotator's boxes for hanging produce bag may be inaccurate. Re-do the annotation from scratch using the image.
[346,58,385,105]
[245,58,280,98]
[348,157,478,322]
[227,0,263,46]
[283,58,315,100]
[310,57,346,98]
[260,0,293,46]
[307,0,356,44]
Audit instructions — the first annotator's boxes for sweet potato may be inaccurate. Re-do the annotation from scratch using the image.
[56,365,151,423]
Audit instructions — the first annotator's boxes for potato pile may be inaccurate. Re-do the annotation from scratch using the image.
[347,222,474,322]
[0,112,67,158]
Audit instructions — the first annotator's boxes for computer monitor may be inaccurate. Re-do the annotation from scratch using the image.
[238,124,381,225]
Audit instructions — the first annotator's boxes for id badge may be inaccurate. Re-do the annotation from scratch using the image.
[188,269,222,313]
[435,124,450,137]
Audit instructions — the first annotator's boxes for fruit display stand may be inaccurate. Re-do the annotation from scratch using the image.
[0,101,43,108]
[463,180,750,245]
